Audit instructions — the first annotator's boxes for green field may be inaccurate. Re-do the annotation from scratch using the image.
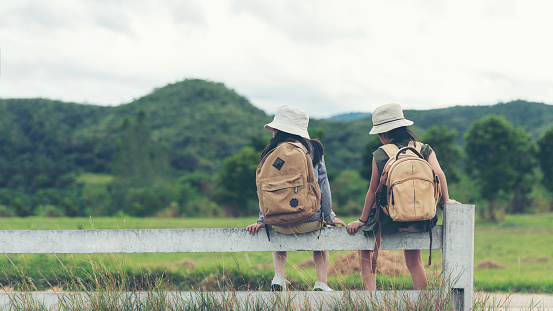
[1,214,552,293]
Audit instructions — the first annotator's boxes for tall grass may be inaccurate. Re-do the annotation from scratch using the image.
[1,255,546,310]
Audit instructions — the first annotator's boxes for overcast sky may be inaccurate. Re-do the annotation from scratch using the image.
[1,0,552,118]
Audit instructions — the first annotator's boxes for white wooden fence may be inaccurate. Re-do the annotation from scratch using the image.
[0,204,474,310]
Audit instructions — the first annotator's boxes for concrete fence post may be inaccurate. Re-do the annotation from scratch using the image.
[442,203,475,311]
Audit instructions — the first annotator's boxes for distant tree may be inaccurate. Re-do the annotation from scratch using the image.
[112,117,133,184]
[249,135,270,153]
[214,145,259,216]
[111,111,170,216]
[421,126,462,183]
[214,136,269,216]
[331,170,367,215]
[134,110,153,182]
[509,128,537,213]
[112,111,168,185]
[360,136,382,182]
[465,115,532,221]
[150,139,170,185]
[537,126,553,203]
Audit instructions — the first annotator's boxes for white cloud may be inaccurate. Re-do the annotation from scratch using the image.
[1,0,552,117]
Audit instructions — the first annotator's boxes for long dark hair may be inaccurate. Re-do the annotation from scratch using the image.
[386,126,418,143]
[260,131,324,166]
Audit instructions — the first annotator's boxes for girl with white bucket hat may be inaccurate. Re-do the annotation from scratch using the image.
[246,104,346,292]
[347,103,460,291]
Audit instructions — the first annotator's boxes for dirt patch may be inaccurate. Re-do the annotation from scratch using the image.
[330,251,358,275]
[297,258,316,268]
[522,255,548,263]
[475,259,506,270]
[329,250,409,276]
[159,259,198,272]
[377,251,410,276]
[181,259,197,268]
[167,259,197,270]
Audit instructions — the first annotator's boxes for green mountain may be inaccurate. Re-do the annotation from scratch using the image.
[1,80,552,177]
[95,79,271,171]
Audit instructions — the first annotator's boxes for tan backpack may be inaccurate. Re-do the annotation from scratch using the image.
[367,142,441,273]
[256,141,321,227]
[376,141,441,222]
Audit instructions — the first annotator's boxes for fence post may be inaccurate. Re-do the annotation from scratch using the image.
[442,204,475,311]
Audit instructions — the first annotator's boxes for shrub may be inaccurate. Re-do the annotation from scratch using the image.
[0,205,16,217]
[34,204,66,217]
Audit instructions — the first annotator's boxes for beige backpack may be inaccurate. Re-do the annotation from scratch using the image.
[376,142,441,222]
[367,142,441,272]
[256,141,321,227]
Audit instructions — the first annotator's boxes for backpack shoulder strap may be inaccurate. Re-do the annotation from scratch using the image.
[379,143,399,158]
[375,145,398,194]
[409,141,423,153]
[287,140,308,153]
[256,148,275,173]
[286,140,316,182]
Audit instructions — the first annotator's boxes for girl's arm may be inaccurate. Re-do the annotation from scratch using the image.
[318,157,346,226]
[427,152,460,204]
[318,156,337,224]
[347,157,380,235]
[246,206,265,236]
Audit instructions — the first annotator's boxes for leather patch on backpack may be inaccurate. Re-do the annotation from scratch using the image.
[272,157,285,170]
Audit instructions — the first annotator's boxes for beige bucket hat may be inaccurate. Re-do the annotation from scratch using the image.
[265,105,310,139]
[369,103,414,135]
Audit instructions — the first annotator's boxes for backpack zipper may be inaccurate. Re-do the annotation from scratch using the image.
[390,177,434,186]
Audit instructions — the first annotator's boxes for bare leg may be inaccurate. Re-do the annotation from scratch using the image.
[313,251,328,283]
[404,249,428,290]
[273,251,287,276]
[359,250,377,290]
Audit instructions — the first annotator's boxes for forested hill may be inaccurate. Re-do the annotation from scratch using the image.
[0,80,271,175]
[404,100,553,143]
[1,79,552,176]
[94,79,271,171]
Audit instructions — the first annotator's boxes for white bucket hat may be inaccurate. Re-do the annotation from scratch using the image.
[369,103,414,135]
[265,105,310,139]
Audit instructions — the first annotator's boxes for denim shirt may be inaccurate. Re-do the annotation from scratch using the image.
[256,155,337,225]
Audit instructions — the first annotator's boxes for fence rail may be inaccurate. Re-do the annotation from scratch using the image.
[0,204,474,311]
[0,226,443,254]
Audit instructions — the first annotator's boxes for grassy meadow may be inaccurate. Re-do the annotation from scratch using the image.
[0,214,552,294]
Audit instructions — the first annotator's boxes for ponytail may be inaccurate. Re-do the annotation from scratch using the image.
[309,139,324,166]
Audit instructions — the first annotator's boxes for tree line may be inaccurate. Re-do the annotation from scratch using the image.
[220,115,553,222]
[0,108,552,221]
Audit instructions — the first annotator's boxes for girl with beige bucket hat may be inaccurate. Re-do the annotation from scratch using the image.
[347,103,460,291]
[246,104,346,292]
